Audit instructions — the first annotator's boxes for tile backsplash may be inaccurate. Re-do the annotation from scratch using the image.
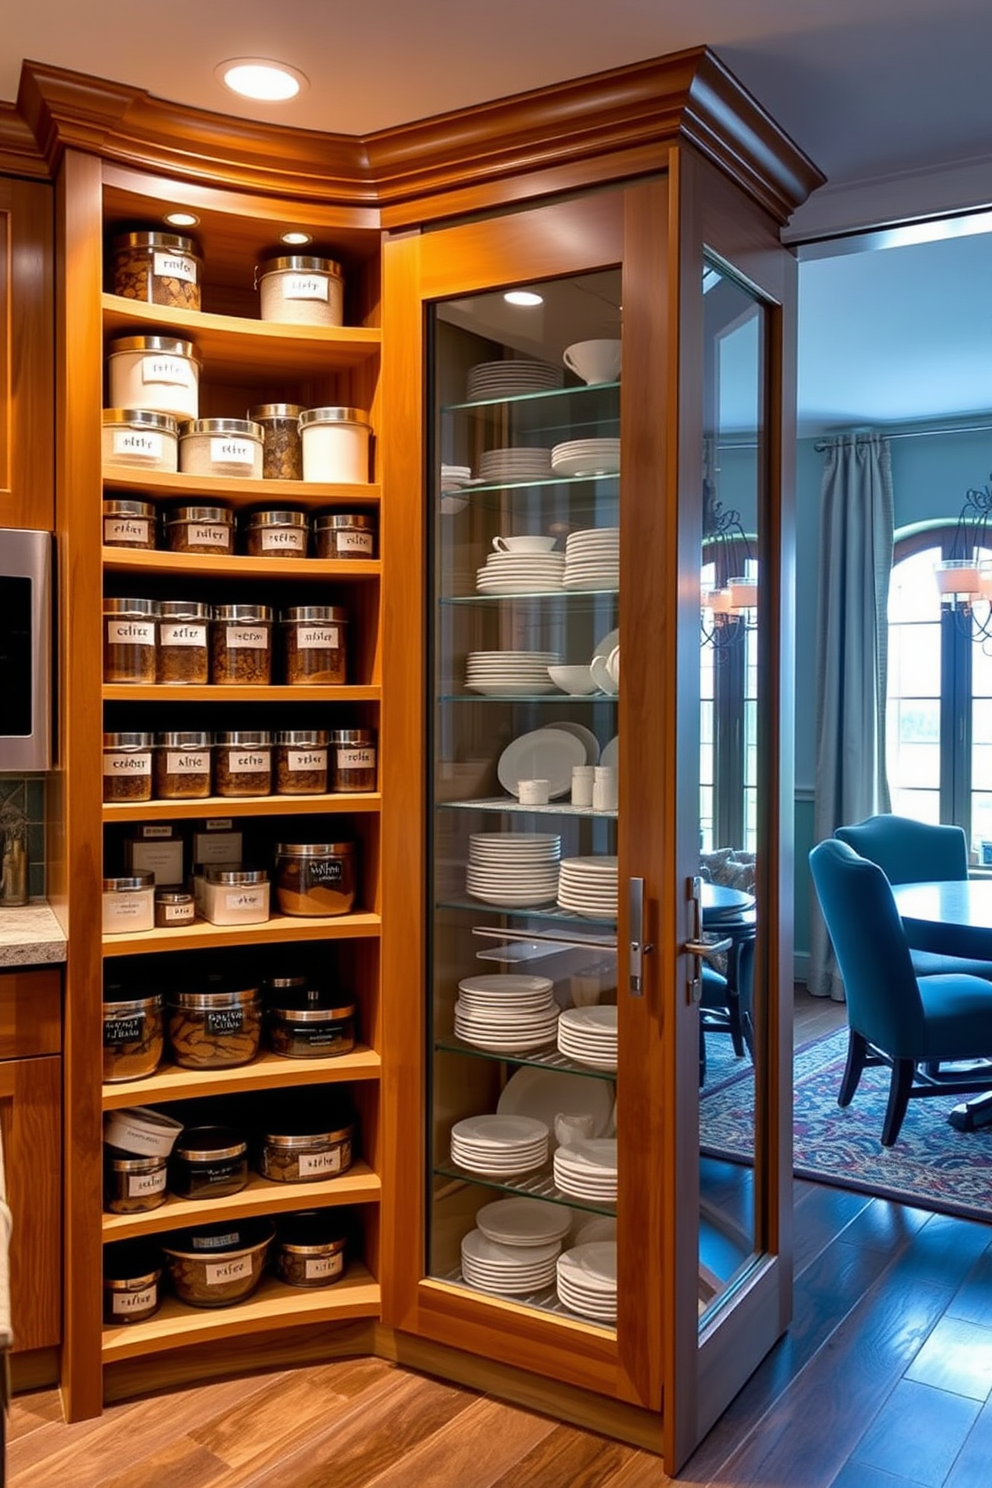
[0,776,47,899]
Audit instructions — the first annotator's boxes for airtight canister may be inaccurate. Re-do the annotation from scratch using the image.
[102,410,179,473]
[299,408,371,484]
[257,255,344,327]
[107,335,201,421]
[179,418,263,479]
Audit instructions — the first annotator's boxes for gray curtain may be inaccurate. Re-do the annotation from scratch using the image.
[809,433,894,999]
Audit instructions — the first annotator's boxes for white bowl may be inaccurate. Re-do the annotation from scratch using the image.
[548,665,597,695]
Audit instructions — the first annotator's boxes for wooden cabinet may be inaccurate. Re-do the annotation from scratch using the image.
[0,175,54,530]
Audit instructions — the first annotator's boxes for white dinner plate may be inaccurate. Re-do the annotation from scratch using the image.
[497,728,588,799]
[476,1198,573,1247]
[545,721,601,764]
[600,735,619,770]
[496,1065,615,1141]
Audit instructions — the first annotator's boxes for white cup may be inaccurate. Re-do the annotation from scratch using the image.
[562,338,622,385]
[593,765,618,812]
[518,778,550,806]
[554,1111,596,1147]
[571,764,595,808]
[492,534,558,553]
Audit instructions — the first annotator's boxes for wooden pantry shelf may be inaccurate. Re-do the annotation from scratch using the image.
[101,1046,381,1109]
[101,1263,380,1362]
[101,910,381,957]
[102,548,381,581]
[102,469,381,507]
[102,684,381,703]
[102,792,381,823]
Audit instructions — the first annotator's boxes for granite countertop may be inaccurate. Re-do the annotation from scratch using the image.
[0,902,67,967]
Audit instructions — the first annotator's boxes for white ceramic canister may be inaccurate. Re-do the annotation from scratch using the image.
[179,418,263,479]
[107,335,201,421]
[102,409,179,472]
[299,407,371,485]
[257,255,344,327]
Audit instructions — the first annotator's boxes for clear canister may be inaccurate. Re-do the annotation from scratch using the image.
[243,509,309,558]
[274,841,356,916]
[179,418,263,479]
[163,505,234,555]
[275,1211,348,1288]
[156,600,211,684]
[258,1114,355,1182]
[200,869,270,927]
[267,987,355,1059]
[154,731,212,799]
[111,230,202,310]
[280,605,347,685]
[103,1149,169,1215]
[257,255,344,327]
[102,874,155,935]
[299,407,371,484]
[102,987,164,1082]
[313,512,376,559]
[210,605,273,685]
[102,409,179,472]
[167,980,263,1067]
[170,1126,249,1199]
[275,730,328,795]
[154,889,196,929]
[329,728,376,792]
[104,597,157,684]
[103,732,154,803]
[103,498,157,550]
[214,731,273,796]
[249,404,304,481]
[107,335,201,421]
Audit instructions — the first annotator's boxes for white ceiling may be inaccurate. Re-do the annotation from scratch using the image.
[3,0,991,436]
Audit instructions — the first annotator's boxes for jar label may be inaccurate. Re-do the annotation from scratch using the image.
[105,517,152,544]
[225,626,267,649]
[153,251,197,284]
[193,1231,239,1250]
[228,750,270,773]
[161,901,195,923]
[260,528,306,552]
[205,1008,246,1035]
[107,620,155,646]
[160,622,207,647]
[111,430,164,460]
[305,1252,344,1280]
[299,1147,344,1177]
[166,750,210,774]
[186,524,230,548]
[104,893,152,923]
[296,625,339,650]
[103,1014,145,1045]
[304,858,345,887]
[288,750,327,771]
[104,752,152,776]
[281,273,330,302]
[112,1284,156,1315]
[209,436,255,466]
[205,1255,253,1286]
[129,1169,167,1197]
[337,529,374,555]
[142,354,193,387]
[338,747,374,770]
[223,888,267,912]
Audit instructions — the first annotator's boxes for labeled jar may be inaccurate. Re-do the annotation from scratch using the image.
[104,1149,168,1214]
[243,508,309,557]
[103,498,157,550]
[156,600,211,684]
[179,418,264,479]
[299,407,371,484]
[201,867,270,927]
[155,889,196,929]
[163,505,235,555]
[267,987,355,1059]
[210,605,273,685]
[214,731,272,797]
[153,730,212,799]
[103,1243,162,1325]
[313,512,376,560]
[103,874,155,935]
[171,1126,249,1200]
[103,987,164,1082]
[329,729,376,792]
[274,731,328,795]
[167,981,263,1068]
[111,230,202,310]
[274,842,356,917]
[257,255,344,327]
[107,334,201,421]
[275,1211,347,1288]
[102,409,179,472]
[161,1220,273,1309]
[249,404,304,481]
[103,732,154,803]
[281,605,347,685]
[258,1114,354,1183]
[104,597,157,684]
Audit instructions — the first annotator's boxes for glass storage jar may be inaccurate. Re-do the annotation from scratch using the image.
[156,600,211,683]
[213,731,272,796]
[103,1149,168,1214]
[179,417,263,479]
[103,497,157,550]
[167,980,263,1068]
[103,1243,162,1325]
[210,605,273,684]
[258,1112,355,1182]
[170,1126,249,1200]
[163,504,235,555]
[248,403,304,480]
[160,1220,273,1309]
[154,888,196,929]
[103,986,164,1082]
[280,605,347,685]
[111,230,202,309]
[102,874,155,935]
[153,730,212,799]
[243,508,309,557]
[274,841,356,917]
[257,255,344,326]
[267,987,355,1059]
[299,407,371,484]
[313,512,376,560]
[274,731,328,795]
[103,732,154,803]
[102,409,179,472]
[104,597,157,684]
[200,867,270,926]
[107,334,201,421]
[275,1211,348,1288]
[329,728,376,792]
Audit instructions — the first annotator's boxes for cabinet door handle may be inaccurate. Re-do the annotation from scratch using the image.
[628,877,654,996]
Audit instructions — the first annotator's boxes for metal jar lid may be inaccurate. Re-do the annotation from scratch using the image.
[155,731,210,748]
[280,606,347,623]
[103,732,154,749]
[298,407,369,430]
[275,842,354,857]
[266,975,311,991]
[211,604,272,623]
[102,408,180,435]
[262,1122,353,1148]
[158,600,211,622]
[170,982,262,1008]
[103,874,155,892]
[278,1211,347,1253]
[269,989,355,1023]
[202,867,269,887]
[248,403,305,421]
[103,991,162,1015]
[154,889,194,906]
[103,596,158,617]
[179,418,263,441]
[105,1148,166,1173]
[113,230,200,256]
[161,1218,275,1258]
[313,513,375,531]
[107,334,200,361]
[259,255,342,278]
[275,730,328,747]
[328,729,375,746]
[103,498,156,518]
[174,1127,248,1163]
[164,506,234,526]
[244,509,308,528]
[215,731,272,747]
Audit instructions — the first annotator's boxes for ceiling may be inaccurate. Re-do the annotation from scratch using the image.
[3,0,991,437]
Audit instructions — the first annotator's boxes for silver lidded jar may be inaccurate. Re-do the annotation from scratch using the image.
[274,841,356,917]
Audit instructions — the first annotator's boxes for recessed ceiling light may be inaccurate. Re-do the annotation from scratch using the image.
[504,290,544,307]
[164,212,199,228]
[217,59,308,102]
[281,231,313,246]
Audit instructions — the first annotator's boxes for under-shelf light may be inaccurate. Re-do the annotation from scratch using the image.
[280,231,313,246]
[164,212,199,228]
[504,290,544,307]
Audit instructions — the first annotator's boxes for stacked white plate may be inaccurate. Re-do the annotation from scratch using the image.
[467,359,563,401]
[450,1113,549,1176]
[563,528,620,590]
[590,628,620,695]
[465,650,560,696]
[557,856,619,918]
[553,1138,618,1202]
[466,831,562,907]
[557,1005,618,1070]
[551,438,621,477]
[454,973,559,1052]
[478,446,554,483]
[556,1241,617,1321]
[476,550,566,594]
[440,463,471,490]
[460,1228,561,1295]
[476,1196,572,1247]
[497,727,588,798]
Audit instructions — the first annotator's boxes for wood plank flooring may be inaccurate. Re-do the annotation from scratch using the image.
[9,990,992,1487]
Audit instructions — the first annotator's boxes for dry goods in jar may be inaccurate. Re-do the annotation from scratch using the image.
[103,1149,168,1214]
[210,606,273,684]
[163,505,234,555]
[161,1219,274,1308]
[104,597,158,684]
[313,512,376,559]
[111,230,202,309]
[107,335,201,421]
[258,1109,355,1182]
[257,255,344,326]
[167,980,263,1068]
[153,731,212,799]
[156,600,211,683]
[170,1126,249,1199]
[154,889,196,928]
[103,732,154,803]
[103,1242,163,1324]
[243,508,309,557]
[103,498,157,549]
[274,731,328,795]
[280,605,347,684]
[102,986,164,1082]
[102,409,179,472]
[213,731,272,796]
[266,985,355,1058]
[248,403,304,480]
[329,728,376,792]
[200,867,270,925]
[102,874,155,935]
[274,841,356,916]
[179,418,263,479]
[275,1211,347,1287]
[299,407,371,484]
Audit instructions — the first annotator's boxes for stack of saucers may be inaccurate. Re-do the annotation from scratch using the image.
[460,1228,561,1295]
[478,446,554,483]
[450,1113,549,1176]
[557,1005,618,1070]
[476,1196,572,1249]
[551,438,621,477]
[466,831,561,907]
[563,528,619,590]
[476,549,566,594]
[556,1241,617,1322]
[467,359,563,401]
[465,650,560,697]
[440,462,471,490]
[553,1138,618,1202]
[557,855,619,918]
[454,973,559,1053]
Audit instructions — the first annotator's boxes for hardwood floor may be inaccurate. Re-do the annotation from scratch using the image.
[8,990,991,1487]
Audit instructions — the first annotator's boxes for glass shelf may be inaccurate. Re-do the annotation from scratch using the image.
[439,798,617,820]
[439,692,617,704]
[434,1162,617,1217]
[443,380,620,420]
[436,898,617,934]
[435,1034,617,1081]
[437,1268,616,1333]
[439,472,619,502]
[441,588,618,605]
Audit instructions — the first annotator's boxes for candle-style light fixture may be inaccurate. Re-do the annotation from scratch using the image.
[701,476,757,651]
[934,474,992,640]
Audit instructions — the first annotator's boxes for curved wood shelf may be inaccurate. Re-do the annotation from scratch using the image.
[101,910,381,958]
[101,468,380,508]
[102,792,381,824]
[102,684,381,703]
[101,1045,381,1110]
[102,547,381,581]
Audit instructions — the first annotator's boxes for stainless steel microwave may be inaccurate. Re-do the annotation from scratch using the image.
[0,528,52,771]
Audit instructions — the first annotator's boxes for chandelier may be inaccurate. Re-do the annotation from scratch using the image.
[933,474,992,641]
[701,477,757,651]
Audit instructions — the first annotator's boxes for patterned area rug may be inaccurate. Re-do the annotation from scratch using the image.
[700,1028,992,1223]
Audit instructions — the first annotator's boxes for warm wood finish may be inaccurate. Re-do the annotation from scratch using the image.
[0,175,54,529]
[101,1046,380,1108]
[0,969,61,1059]
[102,684,380,703]
[102,551,381,581]
[100,911,380,959]
[103,792,382,823]
[1,1055,61,1352]
[101,470,380,507]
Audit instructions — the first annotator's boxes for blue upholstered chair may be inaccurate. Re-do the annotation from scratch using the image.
[835,814,992,981]
[699,941,755,1086]
[809,837,992,1145]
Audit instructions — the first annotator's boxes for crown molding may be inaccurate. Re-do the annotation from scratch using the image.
[0,100,48,179]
